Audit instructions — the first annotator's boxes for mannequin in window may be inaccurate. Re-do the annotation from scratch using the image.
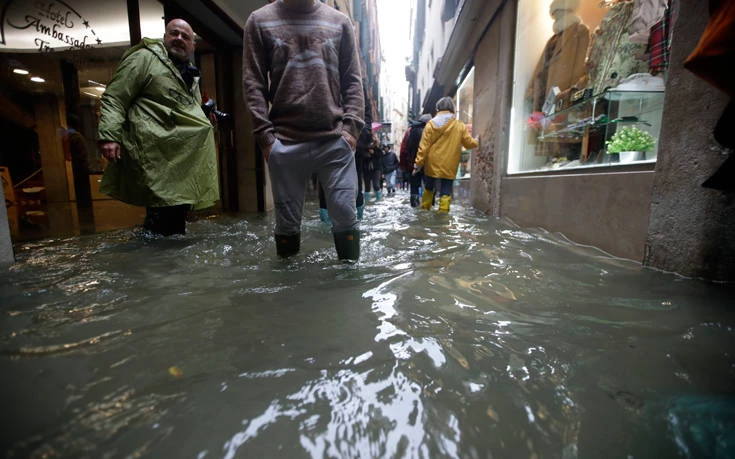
[526,0,590,114]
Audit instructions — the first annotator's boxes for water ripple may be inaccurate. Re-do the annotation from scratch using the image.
[2,195,734,457]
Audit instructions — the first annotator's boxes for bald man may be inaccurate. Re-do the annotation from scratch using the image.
[98,19,219,236]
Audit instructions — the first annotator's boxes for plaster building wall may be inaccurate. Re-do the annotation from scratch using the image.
[470,0,516,218]
[414,1,457,111]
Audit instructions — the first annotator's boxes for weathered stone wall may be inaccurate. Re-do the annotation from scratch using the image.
[644,1,735,280]
[470,1,516,216]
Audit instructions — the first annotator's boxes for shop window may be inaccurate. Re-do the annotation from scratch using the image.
[0,0,164,215]
[455,66,474,178]
[508,0,671,174]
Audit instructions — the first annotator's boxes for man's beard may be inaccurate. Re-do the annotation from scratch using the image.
[168,48,188,63]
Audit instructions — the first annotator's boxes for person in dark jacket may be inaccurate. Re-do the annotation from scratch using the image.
[380,143,399,195]
[360,129,382,202]
[399,114,431,207]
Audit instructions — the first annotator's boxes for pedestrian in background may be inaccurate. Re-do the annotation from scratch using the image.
[242,0,365,261]
[400,113,431,207]
[360,129,383,202]
[413,97,478,213]
[380,143,399,196]
[399,165,409,191]
[97,18,219,236]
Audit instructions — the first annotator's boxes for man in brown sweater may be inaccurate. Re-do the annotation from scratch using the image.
[243,0,365,261]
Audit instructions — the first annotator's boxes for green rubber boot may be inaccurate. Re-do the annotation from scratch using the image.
[333,230,360,262]
[275,233,300,258]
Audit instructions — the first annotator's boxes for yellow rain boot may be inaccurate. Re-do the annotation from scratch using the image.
[421,190,435,210]
[438,195,451,212]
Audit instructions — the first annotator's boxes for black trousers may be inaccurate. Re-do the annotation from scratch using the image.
[362,166,381,193]
[143,205,189,236]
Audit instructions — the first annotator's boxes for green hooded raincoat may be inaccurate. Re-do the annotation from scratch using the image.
[98,38,219,210]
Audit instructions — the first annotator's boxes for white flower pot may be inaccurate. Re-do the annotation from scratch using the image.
[619,151,645,162]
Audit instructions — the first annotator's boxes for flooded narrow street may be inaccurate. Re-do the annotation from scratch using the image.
[2,191,734,458]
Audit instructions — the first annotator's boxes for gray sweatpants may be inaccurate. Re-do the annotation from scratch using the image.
[268,136,358,235]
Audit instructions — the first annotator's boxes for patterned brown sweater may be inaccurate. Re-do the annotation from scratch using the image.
[242,1,365,151]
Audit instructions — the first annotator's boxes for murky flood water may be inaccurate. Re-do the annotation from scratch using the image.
[2,192,734,458]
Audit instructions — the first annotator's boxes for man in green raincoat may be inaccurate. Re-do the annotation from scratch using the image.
[97,18,219,236]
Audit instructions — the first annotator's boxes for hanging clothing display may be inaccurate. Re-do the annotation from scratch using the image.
[585,1,650,95]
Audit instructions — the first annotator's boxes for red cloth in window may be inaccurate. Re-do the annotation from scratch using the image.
[647,7,671,75]
[683,0,735,96]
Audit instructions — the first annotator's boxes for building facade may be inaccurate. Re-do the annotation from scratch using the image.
[406,0,734,281]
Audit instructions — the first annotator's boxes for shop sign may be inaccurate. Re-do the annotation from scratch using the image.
[0,0,104,52]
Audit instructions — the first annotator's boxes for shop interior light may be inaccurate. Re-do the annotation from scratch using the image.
[30,76,45,83]
[81,79,106,97]
[8,59,29,75]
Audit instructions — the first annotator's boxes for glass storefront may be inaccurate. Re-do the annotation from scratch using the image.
[0,0,230,240]
[508,0,671,174]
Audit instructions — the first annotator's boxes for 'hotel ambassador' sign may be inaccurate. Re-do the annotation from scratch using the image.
[0,0,106,52]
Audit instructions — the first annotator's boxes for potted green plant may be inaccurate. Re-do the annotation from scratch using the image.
[606,126,656,162]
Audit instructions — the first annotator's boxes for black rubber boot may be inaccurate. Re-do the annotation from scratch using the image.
[144,205,189,236]
[333,230,360,262]
[410,194,420,207]
[275,233,300,258]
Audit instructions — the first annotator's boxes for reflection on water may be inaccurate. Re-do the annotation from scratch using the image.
[1,193,734,458]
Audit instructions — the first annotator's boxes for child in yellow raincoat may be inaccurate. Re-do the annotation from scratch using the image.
[413,97,479,212]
